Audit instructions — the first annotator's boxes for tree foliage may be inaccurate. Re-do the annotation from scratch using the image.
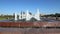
[43,13,60,17]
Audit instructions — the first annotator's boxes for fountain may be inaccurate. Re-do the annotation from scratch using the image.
[14,9,41,22]
[0,9,59,28]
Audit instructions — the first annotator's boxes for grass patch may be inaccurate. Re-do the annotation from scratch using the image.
[0,17,6,20]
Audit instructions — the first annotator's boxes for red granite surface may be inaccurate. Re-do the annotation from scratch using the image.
[0,21,60,27]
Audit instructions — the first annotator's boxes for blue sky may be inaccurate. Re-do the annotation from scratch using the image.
[0,0,60,15]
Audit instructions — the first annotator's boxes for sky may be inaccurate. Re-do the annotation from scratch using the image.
[0,0,60,15]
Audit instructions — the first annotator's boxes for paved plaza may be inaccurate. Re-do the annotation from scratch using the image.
[0,28,60,34]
